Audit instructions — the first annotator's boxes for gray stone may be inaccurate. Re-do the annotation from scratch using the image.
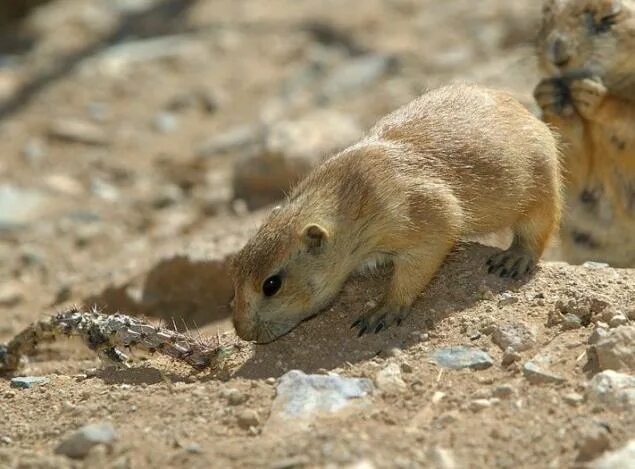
[320,54,395,100]
[589,325,635,371]
[587,370,635,410]
[522,357,566,385]
[375,363,406,394]
[266,370,373,431]
[431,346,494,370]
[491,322,536,352]
[0,184,46,231]
[10,376,49,389]
[589,440,635,469]
[55,422,117,459]
[583,261,610,269]
[48,119,109,146]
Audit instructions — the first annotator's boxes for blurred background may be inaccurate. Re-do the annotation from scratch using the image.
[0,0,543,332]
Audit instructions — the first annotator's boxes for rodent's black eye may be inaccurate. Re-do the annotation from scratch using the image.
[586,11,618,34]
[262,274,282,297]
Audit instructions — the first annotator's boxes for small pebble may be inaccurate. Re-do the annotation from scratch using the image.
[609,314,628,328]
[153,112,179,133]
[498,292,518,306]
[375,363,407,394]
[10,376,49,389]
[563,392,584,406]
[492,385,514,399]
[236,409,259,430]
[562,313,582,330]
[469,399,491,412]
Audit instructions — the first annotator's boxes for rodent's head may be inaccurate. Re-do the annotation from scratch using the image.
[537,0,635,82]
[231,205,342,343]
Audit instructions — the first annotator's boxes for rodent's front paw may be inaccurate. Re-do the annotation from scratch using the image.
[351,303,410,337]
[569,78,607,120]
[533,78,575,118]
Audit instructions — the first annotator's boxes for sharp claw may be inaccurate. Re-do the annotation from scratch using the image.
[357,325,367,337]
[374,322,384,334]
[488,265,495,274]
[396,317,402,326]
[501,268,508,277]
[351,319,361,329]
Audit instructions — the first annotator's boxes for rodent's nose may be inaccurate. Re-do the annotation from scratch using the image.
[551,36,570,68]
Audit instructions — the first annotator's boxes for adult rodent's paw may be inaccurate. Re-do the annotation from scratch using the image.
[533,78,575,118]
[351,302,410,337]
[569,78,607,120]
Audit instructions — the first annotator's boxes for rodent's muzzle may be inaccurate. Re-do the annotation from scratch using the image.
[233,315,296,343]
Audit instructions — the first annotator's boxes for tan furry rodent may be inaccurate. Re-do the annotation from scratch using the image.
[534,0,635,266]
[232,83,562,343]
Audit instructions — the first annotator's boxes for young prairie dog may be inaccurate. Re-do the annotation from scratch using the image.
[534,0,635,266]
[232,83,561,343]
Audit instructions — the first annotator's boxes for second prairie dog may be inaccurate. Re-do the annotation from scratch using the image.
[232,83,562,343]
[535,0,635,266]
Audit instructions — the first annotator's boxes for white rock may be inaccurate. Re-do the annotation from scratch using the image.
[375,363,407,394]
[55,422,117,459]
[587,370,635,410]
[589,440,635,469]
[590,325,635,371]
[266,370,373,433]
[492,322,536,352]
[522,355,566,385]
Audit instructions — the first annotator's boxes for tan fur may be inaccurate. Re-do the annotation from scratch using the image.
[232,83,562,343]
[535,0,635,266]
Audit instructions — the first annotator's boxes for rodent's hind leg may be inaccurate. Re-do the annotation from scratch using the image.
[351,242,454,337]
[488,195,560,279]
[486,238,536,279]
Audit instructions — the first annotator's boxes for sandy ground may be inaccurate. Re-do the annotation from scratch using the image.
[0,1,634,468]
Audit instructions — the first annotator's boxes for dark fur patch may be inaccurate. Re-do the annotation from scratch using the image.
[571,230,600,248]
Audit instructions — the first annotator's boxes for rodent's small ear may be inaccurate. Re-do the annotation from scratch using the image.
[301,223,329,254]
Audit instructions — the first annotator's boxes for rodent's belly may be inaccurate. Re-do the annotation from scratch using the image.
[562,188,635,267]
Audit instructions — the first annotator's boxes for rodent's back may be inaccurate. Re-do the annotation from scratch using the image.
[369,83,561,234]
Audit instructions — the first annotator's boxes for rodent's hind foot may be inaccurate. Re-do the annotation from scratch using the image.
[351,303,411,337]
[487,248,535,279]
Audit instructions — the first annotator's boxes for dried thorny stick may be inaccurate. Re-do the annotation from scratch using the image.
[0,307,239,373]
